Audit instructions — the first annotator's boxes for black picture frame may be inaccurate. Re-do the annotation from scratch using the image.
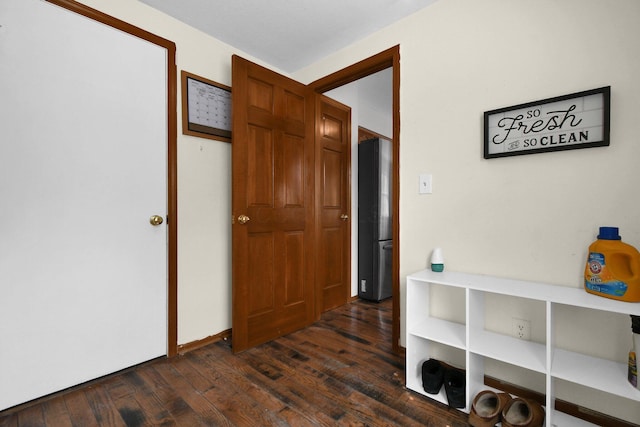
[484,86,610,159]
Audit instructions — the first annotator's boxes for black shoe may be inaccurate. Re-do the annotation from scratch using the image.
[444,368,466,408]
[421,359,444,394]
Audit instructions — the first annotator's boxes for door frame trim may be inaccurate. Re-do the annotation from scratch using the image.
[46,0,178,357]
[309,45,401,353]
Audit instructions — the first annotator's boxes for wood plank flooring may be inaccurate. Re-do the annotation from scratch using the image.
[0,299,470,426]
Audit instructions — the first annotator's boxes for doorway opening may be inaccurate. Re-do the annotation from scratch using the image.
[309,45,401,353]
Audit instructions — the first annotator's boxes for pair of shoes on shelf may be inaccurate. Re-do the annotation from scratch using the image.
[421,359,466,408]
[468,390,545,427]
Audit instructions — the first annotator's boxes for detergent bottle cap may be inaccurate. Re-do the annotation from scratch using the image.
[598,226,621,240]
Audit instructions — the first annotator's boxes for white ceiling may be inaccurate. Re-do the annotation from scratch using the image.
[138,0,438,73]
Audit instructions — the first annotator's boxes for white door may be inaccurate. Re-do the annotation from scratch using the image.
[0,0,168,410]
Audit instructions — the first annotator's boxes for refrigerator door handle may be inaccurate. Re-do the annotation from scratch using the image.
[382,244,393,251]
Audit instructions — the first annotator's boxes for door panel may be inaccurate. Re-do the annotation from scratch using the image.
[283,135,305,206]
[247,126,274,205]
[232,56,315,352]
[323,149,343,207]
[284,231,305,304]
[316,96,352,313]
[248,233,275,314]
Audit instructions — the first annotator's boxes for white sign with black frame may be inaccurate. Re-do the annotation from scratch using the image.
[484,86,610,159]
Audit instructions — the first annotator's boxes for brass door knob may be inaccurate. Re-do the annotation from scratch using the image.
[340,214,349,221]
[237,214,251,225]
[149,215,164,226]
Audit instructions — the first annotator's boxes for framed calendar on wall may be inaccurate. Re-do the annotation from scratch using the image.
[181,70,232,142]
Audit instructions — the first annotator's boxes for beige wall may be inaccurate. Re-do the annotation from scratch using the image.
[76,0,640,421]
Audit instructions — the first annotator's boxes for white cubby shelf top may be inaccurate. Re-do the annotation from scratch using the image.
[407,270,640,316]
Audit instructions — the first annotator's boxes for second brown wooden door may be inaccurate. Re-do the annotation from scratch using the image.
[315,95,351,313]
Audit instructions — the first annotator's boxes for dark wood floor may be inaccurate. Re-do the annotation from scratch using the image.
[0,299,469,426]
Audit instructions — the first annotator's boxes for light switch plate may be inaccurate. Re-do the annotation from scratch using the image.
[419,174,432,194]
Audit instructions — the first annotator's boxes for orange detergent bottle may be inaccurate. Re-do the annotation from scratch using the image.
[585,227,640,302]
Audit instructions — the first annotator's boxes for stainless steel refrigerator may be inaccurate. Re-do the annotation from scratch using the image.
[358,137,393,301]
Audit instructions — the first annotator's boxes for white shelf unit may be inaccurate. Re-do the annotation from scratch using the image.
[406,269,640,426]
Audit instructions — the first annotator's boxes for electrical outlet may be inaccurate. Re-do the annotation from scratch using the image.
[512,317,531,340]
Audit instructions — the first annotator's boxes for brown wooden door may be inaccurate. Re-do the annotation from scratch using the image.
[231,55,316,352]
[316,95,351,313]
